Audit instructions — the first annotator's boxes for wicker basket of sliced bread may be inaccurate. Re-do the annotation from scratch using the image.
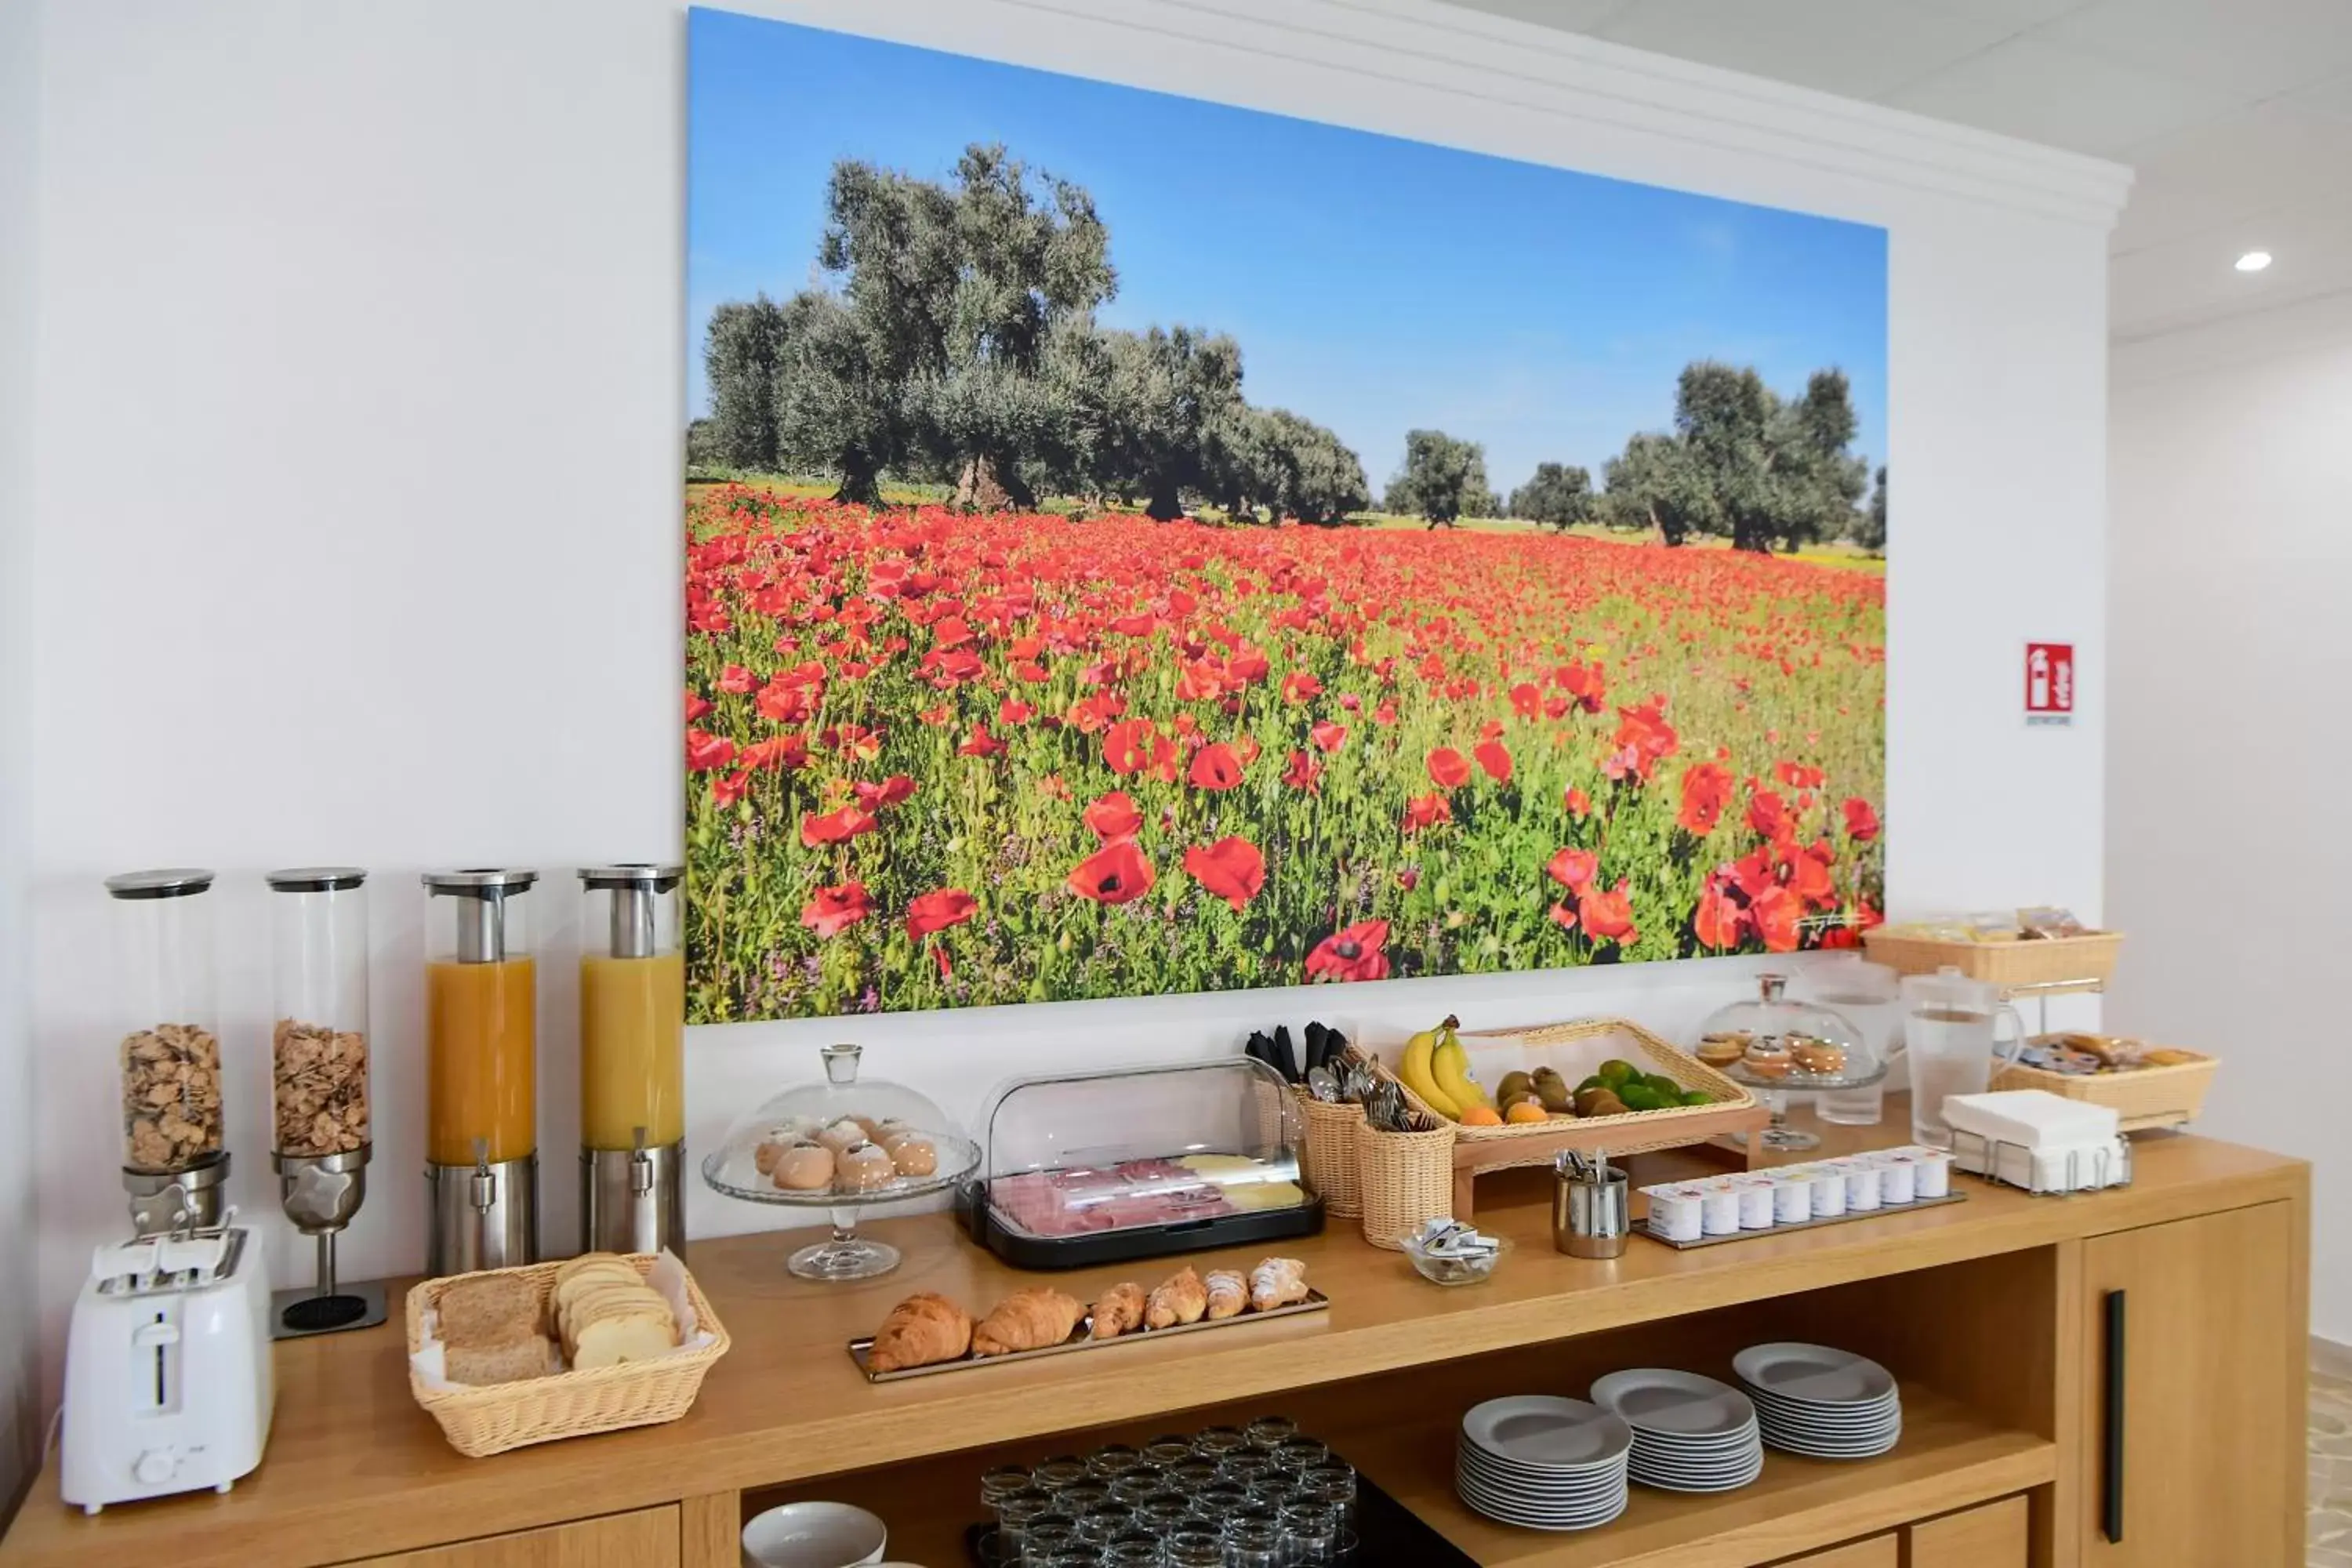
[405,1250,730,1457]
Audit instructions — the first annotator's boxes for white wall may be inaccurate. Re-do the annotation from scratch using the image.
[2110,294,2352,1347]
[2,0,49,1522]
[18,0,2125,1393]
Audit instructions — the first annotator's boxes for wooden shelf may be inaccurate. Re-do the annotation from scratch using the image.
[1350,1386,2053,1568]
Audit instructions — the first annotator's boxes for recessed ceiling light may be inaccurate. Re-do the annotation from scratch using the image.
[2235,250,2274,273]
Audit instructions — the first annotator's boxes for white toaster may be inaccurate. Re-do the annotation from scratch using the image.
[61,1224,274,1513]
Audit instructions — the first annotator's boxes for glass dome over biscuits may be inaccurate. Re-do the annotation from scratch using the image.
[702,1043,978,1280]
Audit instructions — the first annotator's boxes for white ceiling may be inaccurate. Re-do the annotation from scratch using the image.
[1438,0,2352,341]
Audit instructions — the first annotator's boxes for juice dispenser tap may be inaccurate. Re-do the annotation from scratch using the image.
[578,865,687,1256]
[265,866,386,1336]
[107,869,230,1236]
[423,869,539,1273]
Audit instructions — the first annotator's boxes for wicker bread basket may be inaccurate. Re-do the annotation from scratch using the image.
[405,1254,731,1457]
[1352,1118,1455,1249]
[1991,1049,2217,1128]
[1864,928,2123,992]
[1294,1090,1366,1217]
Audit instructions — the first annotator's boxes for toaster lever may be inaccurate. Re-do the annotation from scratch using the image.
[131,1321,180,1350]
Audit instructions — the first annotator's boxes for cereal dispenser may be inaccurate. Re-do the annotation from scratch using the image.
[422,869,539,1273]
[266,867,383,1337]
[577,865,687,1256]
[108,869,229,1236]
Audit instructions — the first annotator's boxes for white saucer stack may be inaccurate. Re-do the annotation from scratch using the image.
[1734,1343,1903,1459]
[1589,1370,1765,1493]
[1454,1396,1634,1531]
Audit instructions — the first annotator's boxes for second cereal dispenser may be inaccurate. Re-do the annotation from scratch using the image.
[577,864,687,1257]
[267,866,383,1338]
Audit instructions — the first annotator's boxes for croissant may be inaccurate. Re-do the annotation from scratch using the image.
[971,1287,1086,1356]
[1090,1281,1147,1340]
[1250,1256,1309,1313]
[1145,1266,1208,1330]
[1204,1269,1247,1320]
[866,1291,973,1372]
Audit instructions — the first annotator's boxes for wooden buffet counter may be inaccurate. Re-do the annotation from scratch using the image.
[0,1118,2308,1568]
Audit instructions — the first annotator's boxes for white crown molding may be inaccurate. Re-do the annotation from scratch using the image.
[736,0,2134,228]
[2112,285,2352,386]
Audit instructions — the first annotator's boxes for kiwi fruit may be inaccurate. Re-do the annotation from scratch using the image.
[1497,1071,1535,1103]
[1534,1076,1574,1113]
[1573,1087,1628,1117]
[1577,1074,1608,1094]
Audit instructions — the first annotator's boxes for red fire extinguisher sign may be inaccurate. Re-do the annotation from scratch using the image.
[2025,642,2074,725]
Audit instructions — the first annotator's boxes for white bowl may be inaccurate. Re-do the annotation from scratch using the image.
[741,1502,887,1568]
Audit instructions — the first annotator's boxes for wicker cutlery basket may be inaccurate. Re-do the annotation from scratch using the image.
[405,1254,731,1458]
[1294,1090,1366,1218]
[1352,1118,1456,1249]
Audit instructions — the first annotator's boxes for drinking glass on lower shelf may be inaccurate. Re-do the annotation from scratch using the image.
[1087,1444,1142,1480]
[1164,1528,1225,1567]
[1097,1536,1161,1566]
[1074,1502,1137,1545]
[995,1486,1054,1549]
[1223,1518,1284,1568]
[1281,1497,1342,1564]
[1033,1457,1092,1493]
[1136,1492,1196,1537]
[1018,1513,1080,1563]
[1192,1426,1250,1460]
[1245,1414,1299,1448]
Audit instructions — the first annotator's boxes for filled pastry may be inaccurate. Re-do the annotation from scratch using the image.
[836,1141,897,1192]
[971,1288,1087,1356]
[770,1140,834,1192]
[815,1117,870,1154]
[1249,1256,1309,1313]
[888,1135,938,1178]
[1144,1266,1208,1330]
[1203,1269,1247,1320]
[1090,1281,1146,1340]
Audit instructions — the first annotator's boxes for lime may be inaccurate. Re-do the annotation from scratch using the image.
[1598,1058,1638,1086]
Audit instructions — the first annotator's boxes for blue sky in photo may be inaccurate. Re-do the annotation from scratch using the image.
[686,8,1888,495]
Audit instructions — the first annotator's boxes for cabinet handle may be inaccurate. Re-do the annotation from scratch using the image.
[2102,1287,2126,1543]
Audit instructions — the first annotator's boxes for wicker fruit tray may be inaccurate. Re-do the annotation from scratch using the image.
[1374,1018,1766,1220]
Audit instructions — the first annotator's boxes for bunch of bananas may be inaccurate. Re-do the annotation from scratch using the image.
[1398,1016,1515,1126]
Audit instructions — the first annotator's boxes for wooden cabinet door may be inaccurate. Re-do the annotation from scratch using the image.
[334,1506,679,1568]
[1773,1534,1896,1567]
[2081,1203,2299,1566]
[1911,1494,2027,1568]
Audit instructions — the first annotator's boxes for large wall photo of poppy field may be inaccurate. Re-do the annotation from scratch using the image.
[683,9,1889,1023]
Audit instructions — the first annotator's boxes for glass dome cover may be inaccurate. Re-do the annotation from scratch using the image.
[1697,972,1876,1086]
[702,1043,979,1281]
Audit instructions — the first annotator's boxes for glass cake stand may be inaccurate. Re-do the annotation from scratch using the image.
[1724,1058,1889,1152]
[702,1044,980,1280]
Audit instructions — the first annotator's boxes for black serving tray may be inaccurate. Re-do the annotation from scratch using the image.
[956,1177,1324,1271]
[963,1465,1478,1566]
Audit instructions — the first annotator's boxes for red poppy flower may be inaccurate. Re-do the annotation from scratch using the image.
[1678,762,1733,835]
[1184,837,1265,912]
[1775,760,1825,790]
[1426,747,1471,789]
[1474,739,1512,783]
[709,768,750,808]
[1546,847,1599,891]
[1402,793,1452,833]
[1842,797,1881,842]
[717,663,755,695]
[1787,840,1836,908]
[1818,924,1860,950]
[1557,661,1606,713]
[1232,733,1261,768]
[1103,718,1157,776]
[916,704,953,728]
[799,804,878,848]
[1310,721,1348,753]
[685,690,713,724]
[1751,884,1802,952]
[1548,902,1579,931]
[931,615,974,650]
[959,724,1005,758]
[1280,671,1323,705]
[1038,774,1072,801]
[1509,681,1542,720]
[1082,790,1143,842]
[800,880,873,938]
[1610,699,1679,781]
[1066,840,1156,905]
[998,699,1034,726]
[1565,786,1593,818]
[686,730,735,773]
[1578,879,1639,944]
[1693,884,1744,949]
[739,735,808,772]
[1373,702,1399,726]
[1305,920,1391,983]
[1189,742,1245,792]
[852,774,916,810]
[1281,750,1323,793]
[906,887,978,938]
[1748,789,1791,842]
[1014,659,1051,684]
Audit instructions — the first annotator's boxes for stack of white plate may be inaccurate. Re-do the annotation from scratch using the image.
[1454,1395,1634,1531]
[1589,1370,1765,1493]
[1733,1343,1903,1459]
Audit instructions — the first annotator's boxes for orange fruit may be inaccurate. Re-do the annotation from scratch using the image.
[1505,1100,1549,1124]
[1457,1105,1503,1127]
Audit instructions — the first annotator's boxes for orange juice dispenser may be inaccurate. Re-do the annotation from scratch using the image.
[577,865,686,1255]
[422,869,539,1273]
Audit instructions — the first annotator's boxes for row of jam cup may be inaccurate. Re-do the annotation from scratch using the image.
[1643,1146,1955,1243]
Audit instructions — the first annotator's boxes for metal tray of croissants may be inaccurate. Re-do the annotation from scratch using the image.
[849,1258,1325,1381]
